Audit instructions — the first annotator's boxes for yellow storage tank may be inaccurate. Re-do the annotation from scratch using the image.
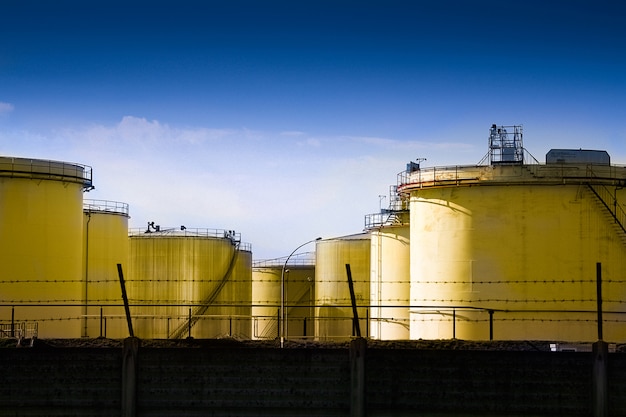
[0,156,92,338]
[315,234,370,340]
[370,224,410,340]
[127,227,252,339]
[82,199,130,338]
[401,160,626,342]
[251,254,315,340]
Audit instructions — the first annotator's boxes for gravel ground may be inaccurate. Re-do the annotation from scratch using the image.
[2,336,621,351]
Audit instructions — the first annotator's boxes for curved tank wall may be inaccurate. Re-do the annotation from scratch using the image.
[127,229,252,339]
[82,200,130,338]
[370,225,410,340]
[251,258,315,340]
[404,163,626,342]
[315,234,370,340]
[0,157,92,338]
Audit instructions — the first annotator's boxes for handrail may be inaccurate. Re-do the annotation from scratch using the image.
[398,163,626,191]
[84,199,129,216]
[0,156,93,189]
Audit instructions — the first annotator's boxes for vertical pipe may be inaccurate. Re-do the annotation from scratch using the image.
[488,310,494,341]
[597,262,603,341]
[100,306,103,338]
[83,212,91,338]
[11,306,15,338]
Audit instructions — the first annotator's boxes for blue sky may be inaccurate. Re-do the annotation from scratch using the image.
[1,0,625,259]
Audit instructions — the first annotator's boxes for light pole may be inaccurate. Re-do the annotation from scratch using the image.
[281,237,322,348]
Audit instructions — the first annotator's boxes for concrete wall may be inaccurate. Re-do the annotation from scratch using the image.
[2,344,626,416]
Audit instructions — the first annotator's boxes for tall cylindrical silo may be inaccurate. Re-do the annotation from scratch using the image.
[402,160,626,342]
[127,228,252,339]
[251,253,315,340]
[82,199,130,338]
[370,224,410,340]
[315,234,370,340]
[0,156,93,338]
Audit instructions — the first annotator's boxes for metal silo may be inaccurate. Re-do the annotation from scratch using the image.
[82,199,130,338]
[315,234,370,340]
[400,126,626,342]
[251,253,315,341]
[127,227,252,339]
[0,156,93,338]
[365,186,411,340]
[369,226,410,340]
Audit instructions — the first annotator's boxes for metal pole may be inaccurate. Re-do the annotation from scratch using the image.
[281,237,322,348]
[597,262,603,341]
[117,264,134,338]
[488,310,494,341]
[100,306,103,338]
[11,306,14,338]
[452,308,456,339]
[346,264,361,338]
[188,308,192,339]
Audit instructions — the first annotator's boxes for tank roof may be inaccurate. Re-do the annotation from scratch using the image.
[0,156,93,189]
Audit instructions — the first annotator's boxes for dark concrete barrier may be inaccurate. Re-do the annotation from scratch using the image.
[2,342,626,416]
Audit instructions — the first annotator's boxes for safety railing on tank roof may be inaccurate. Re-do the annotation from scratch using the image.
[252,252,316,268]
[397,162,626,190]
[0,156,93,189]
[83,199,129,216]
[127,227,251,251]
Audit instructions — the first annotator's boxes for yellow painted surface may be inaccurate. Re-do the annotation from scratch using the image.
[315,235,370,340]
[370,225,410,340]
[251,264,315,340]
[409,176,626,342]
[127,235,252,339]
[82,208,129,338]
[0,175,85,338]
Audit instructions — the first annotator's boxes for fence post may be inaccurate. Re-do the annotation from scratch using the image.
[592,341,608,417]
[350,337,367,417]
[122,336,140,417]
[488,310,494,340]
[452,308,456,339]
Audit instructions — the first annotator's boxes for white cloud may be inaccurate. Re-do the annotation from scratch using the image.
[8,116,424,259]
[0,102,14,114]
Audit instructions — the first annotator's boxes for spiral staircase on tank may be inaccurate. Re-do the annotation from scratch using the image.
[168,239,241,339]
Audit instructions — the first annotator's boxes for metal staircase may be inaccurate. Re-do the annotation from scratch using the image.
[587,183,626,245]
[169,240,241,339]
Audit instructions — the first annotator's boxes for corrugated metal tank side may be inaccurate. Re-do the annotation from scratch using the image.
[315,235,371,340]
[0,161,86,338]
[370,225,410,340]
[251,265,315,340]
[409,182,626,342]
[82,206,129,338]
[127,235,251,339]
[284,265,316,339]
[251,266,281,339]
